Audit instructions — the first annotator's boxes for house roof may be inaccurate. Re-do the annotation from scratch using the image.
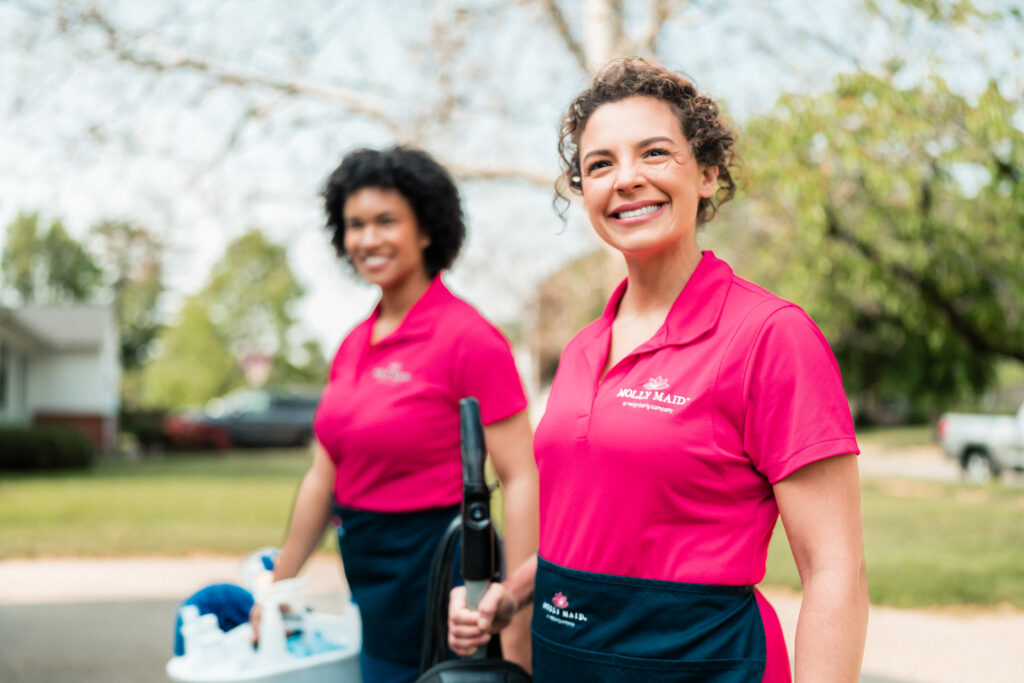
[1,304,115,351]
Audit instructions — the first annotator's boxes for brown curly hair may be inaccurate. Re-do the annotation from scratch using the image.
[556,57,738,225]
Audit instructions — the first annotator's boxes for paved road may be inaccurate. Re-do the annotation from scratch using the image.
[0,598,181,683]
[0,597,904,683]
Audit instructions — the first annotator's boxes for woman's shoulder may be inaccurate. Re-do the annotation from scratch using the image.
[723,270,814,329]
[436,287,517,349]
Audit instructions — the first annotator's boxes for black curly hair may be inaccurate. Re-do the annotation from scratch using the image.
[556,57,738,225]
[323,146,465,277]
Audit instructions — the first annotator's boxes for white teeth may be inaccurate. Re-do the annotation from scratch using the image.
[362,256,389,266]
[616,204,661,219]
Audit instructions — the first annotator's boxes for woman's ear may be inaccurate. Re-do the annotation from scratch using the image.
[698,165,719,198]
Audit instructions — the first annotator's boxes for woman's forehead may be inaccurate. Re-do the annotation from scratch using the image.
[580,96,686,150]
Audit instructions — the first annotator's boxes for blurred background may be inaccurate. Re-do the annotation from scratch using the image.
[1,1,1022,680]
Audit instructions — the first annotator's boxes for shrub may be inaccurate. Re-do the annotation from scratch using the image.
[120,409,171,449]
[0,425,97,471]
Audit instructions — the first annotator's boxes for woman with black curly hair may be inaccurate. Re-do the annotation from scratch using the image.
[449,58,868,681]
[256,146,538,682]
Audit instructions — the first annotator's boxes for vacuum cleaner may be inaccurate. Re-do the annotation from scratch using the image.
[416,397,531,682]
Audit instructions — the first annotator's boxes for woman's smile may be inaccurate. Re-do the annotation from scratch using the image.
[609,200,667,223]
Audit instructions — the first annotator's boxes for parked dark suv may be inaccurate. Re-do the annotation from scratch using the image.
[163,388,320,449]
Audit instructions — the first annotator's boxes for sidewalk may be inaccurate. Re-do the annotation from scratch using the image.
[2,555,1022,682]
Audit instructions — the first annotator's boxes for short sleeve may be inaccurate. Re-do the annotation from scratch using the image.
[453,322,528,426]
[742,306,859,482]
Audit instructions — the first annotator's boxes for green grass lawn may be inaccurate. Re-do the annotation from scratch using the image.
[765,478,1024,608]
[0,449,321,557]
[4,447,1024,609]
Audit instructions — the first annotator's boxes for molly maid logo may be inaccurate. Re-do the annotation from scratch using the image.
[643,376,670,391]
[372,362,412,384]
[541,591,588,628]
[617,377,691,413]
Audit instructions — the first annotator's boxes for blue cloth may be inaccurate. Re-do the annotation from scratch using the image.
[531,555,765,682]
[173,583,255,656]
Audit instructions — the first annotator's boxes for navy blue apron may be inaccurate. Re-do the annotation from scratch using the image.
[335,503,461,667]
[531,555,766,682]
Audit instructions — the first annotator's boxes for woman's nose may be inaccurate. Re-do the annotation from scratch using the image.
[613,160,644,193]
[356,225,382,247]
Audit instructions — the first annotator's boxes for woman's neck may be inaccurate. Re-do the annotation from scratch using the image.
[372,270,433,342]
[619,241,702,318]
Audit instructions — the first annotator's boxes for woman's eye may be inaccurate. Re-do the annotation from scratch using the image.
[644,148,668,159]
[585,160,611,174]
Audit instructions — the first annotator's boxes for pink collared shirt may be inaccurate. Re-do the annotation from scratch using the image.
[535,251,858,584]
[315,275,527,512]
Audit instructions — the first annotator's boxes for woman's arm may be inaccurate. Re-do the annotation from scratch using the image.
[251,441,336,639]
[773,454,869,682]
[479,409,539,670]
[272,441,337,580]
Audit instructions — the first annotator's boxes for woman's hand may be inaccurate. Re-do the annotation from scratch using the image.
[447,583,518,656]
[248,603,263,644]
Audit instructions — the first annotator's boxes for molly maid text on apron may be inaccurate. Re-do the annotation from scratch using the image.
[531,555,766,682]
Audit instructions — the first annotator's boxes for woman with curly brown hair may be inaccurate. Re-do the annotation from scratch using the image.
[449,58,868,681]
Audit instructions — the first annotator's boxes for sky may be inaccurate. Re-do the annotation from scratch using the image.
[0,0,1019,354]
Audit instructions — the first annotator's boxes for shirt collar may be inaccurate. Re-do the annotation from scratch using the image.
[367,273,450,346]
[593,250,732,352]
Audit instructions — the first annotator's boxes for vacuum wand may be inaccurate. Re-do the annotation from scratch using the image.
[459,397,495,639]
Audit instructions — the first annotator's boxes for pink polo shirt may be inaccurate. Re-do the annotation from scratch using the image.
[536,251,858,580]
[535,252,857,681]
[314,275,527,513]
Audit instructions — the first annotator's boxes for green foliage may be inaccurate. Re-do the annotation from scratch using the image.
[1,212,103,303]
[88,219,166,372]
[140,296,243,408]
[137,229,318,409]
[717,71,1024,420]
[0,425,97,471]
[119,409,172,449]
[200,229,304,360]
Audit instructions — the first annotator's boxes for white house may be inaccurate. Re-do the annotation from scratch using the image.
[0,304,120,451]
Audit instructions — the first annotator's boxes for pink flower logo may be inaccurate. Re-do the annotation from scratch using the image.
[643,376,670,390]
[552,592,568,609]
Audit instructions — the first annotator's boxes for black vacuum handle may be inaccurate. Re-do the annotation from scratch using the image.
[460,397,494,598]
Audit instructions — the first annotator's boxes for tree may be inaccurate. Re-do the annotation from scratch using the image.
[88,219,166,371]
[711,70,1024,419]
[1,211,103,304]
[198,229,304,362]
[138,228,314,408]
[140,296,241,408]
[3,0,1020,406]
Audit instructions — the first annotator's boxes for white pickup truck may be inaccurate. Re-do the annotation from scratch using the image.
[937,402,1024,483]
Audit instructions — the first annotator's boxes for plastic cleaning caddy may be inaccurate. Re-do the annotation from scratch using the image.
[166,577,362,683]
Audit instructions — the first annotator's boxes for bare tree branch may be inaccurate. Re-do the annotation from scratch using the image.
[448,163,553,188]
[630,0,688,56]
[73,6,413,140]
[536,0,589,73]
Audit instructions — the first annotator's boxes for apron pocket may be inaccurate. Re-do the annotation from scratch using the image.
[531,555,765,682]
